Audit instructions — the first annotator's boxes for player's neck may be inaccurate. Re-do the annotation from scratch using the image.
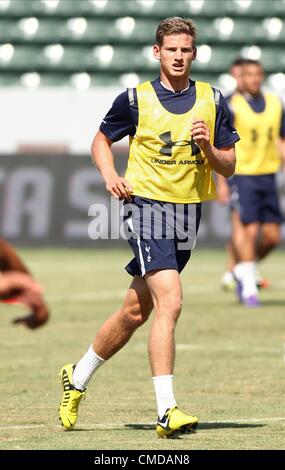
[160,74,190,93]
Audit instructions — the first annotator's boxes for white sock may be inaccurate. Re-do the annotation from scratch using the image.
[234,261,258,298]
[72,345,104,391]
[152,375,177,419]
[221,270,234,284]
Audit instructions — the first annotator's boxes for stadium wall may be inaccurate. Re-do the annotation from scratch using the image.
[0,87,125,154]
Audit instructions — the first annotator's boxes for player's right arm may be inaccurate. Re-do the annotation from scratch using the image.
[91,130,132,201]
[91,90,136,201]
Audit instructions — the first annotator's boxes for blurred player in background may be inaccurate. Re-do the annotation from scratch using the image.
[0,238,49,328]
[58,17,237,438]
[218,58,246,291]
[217,59,285,307]
[219,58,270,291]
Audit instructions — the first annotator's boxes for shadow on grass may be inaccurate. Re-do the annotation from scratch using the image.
[229,299,285,308]
[259,300,285,307]
[125,422,265,431]
[197,422,265,430]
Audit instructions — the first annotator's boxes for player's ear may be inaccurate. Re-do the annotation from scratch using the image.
[153,44,160,60]
[192,46,197,61]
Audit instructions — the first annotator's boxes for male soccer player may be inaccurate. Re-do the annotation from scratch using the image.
[218,58,246,291]
[217,59,285,307]
[0,238,49,328]
[58,17,237,438]
[219,58,272,292]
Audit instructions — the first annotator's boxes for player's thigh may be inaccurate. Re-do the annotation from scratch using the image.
[144,269,182,318]
[243,221,260,241]
[260,223,281,246]
[122,275,153,320]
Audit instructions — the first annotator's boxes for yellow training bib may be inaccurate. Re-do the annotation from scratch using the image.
[230,92,282,175]
[125,81,217,203]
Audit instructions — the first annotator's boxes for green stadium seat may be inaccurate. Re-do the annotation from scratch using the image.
[0,19,16,41]
[80,0,133,18]
[0,45,40,71]
[86,45,138,72]
[181,0,230,18]
[63,18,113,43]
[194,45,240,72]
[109,18,157,43]
[32,0,85,17]
[127,0,184,17]
[259,17,285,43]
[0,0,34,17]
[274,0,285,16]
[195,17,285,45]
[259,47,284,72]
[226,0,285,17]
[0,72,21,86]
[38,44,88,71]
[133,45,160,72]
[211,18,260,43]
[0,17,158,45]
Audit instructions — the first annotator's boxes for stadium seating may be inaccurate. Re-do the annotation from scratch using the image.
[0,0,284,88]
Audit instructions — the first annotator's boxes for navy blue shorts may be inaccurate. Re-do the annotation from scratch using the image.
[123,196,201,277]
[228,174,283,224]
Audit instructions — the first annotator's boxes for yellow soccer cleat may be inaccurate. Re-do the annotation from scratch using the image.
[156,406,198,438]
[58,363,85,430]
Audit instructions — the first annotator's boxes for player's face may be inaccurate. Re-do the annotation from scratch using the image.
[242,64,264,95]
[153,33,196,82]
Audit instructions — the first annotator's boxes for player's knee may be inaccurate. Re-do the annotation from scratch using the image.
[123,303,151,329]
[265,231,281,248]
[156,295,182,321]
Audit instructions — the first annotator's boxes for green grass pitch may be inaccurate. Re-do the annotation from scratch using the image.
[0,247,284,450]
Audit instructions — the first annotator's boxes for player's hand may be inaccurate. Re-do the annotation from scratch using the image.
[13,305,49,330]
[190,118,211,152]
[105,174,133,201]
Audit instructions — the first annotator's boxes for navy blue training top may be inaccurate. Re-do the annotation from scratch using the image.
[100,78,240,148]
[227,92,285,137]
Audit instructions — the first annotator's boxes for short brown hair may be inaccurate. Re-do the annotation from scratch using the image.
[155,17,197,46]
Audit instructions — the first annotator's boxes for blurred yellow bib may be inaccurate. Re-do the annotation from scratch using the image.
[231,92,282,175]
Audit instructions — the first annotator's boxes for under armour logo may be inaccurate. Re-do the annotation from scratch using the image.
[159,131,201,157]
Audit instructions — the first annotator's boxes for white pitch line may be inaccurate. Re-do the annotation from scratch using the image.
[0,416,285,431]
[45,280,285,304]
[0,424,46,430]
[175,344,282,353]
[46,290,126,303]
[44,285,228,303]
[133,342,282,354]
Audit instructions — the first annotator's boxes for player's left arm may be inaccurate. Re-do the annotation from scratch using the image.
[191,89,238,177]
[191,121,235,177]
